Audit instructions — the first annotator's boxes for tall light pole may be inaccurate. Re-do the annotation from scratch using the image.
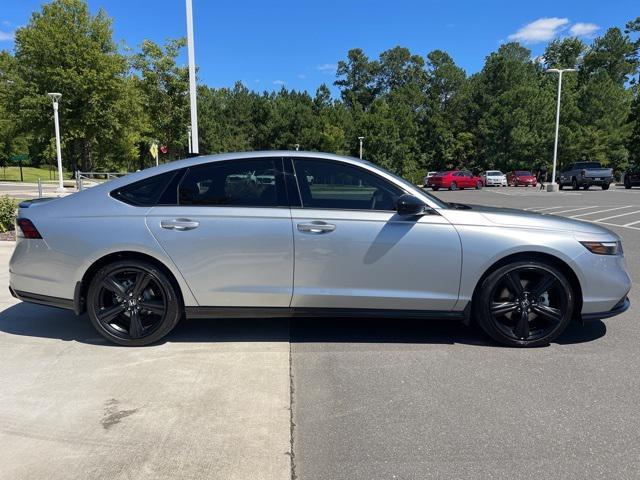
[546,68,576,192]
[187,125,192,154]
[185,0,199,154]
[47,93,65,192]
[358,136,364,159]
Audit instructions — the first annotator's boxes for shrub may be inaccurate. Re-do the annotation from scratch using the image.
[0,196,18,233]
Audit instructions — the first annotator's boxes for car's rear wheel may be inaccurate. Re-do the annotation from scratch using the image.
[601,183,610,190]
[476,181,482,189]
[474,260,574,347]
[572,179,579,190]
[432,186,439,191]
[449,182,457,191]
[87,260,183,346]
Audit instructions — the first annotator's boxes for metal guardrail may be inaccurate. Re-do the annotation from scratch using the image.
[76,171,128,191]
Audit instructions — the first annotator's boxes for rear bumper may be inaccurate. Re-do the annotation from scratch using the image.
[581,296,630,322]
[9,287,75,311]
[583,178,612,186]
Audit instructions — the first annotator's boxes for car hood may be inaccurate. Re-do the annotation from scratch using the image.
[443,203,617,237]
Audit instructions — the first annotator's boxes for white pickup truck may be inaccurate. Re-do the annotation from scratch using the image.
[558,162,613,190]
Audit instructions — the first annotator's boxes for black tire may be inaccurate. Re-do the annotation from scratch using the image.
[449,182,457,191]
[473,260,574,347]
[624,178,631,189]
[601,183,610,190]
[432,186,439,191]
[87,259,183,346]
[559,183,564,190]
[583,184,590,190]
[572,178,579,190]
[476,181,483,190]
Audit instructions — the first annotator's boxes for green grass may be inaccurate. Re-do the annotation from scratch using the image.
[0,166,67,182]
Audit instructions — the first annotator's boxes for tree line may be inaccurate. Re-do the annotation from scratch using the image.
[0,0,639,183]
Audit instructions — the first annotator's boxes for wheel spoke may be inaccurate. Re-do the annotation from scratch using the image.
[139,300,165,316]
[531,304,562,324]
[491,301,519,316]
[504,272,524,298]
[130,272,152,298]
[102,275,127,296]
[97,304,125,323]
[129,312,143,339]
[514,309,530,339]
[530,273,557,299]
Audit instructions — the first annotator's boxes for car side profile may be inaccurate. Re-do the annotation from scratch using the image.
[10,152,631,347]
[427,170,484,191]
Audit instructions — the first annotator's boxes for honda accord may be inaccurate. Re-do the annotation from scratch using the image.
[9,152,631,347]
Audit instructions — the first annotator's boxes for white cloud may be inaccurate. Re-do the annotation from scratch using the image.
[273,80,285,85]
[2,20,11,27]
[508,17,569,43]
[0,30,14,41]
[570,22,599,37]
[297,74,306,79]
[316,63,337,74]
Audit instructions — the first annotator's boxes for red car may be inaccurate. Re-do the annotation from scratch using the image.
[427,170,484,191]
[507,170,537,187]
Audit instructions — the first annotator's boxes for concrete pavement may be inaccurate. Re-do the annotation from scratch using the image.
[0,242,291,480]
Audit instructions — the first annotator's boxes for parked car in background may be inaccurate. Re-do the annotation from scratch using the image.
[422,171,437,187]
[559,162,613,190]
[428,171,483,191]
[507,171,537,187]
[483,170,507,187]
[623,164,640,189]
[9,151,630,348]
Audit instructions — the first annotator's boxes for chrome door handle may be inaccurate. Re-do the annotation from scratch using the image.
[297,221,336,234]
[160,218,200,231]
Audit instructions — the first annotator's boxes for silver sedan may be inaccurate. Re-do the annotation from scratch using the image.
[9,152,631,347]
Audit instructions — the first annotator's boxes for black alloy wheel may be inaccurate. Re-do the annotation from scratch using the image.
[475,260,574,347]
[87,260,182,346]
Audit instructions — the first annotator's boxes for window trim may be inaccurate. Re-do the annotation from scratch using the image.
[290,157,406,213]
[176,157,289,209]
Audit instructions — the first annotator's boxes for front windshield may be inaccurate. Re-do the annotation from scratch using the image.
[361,160,449,209]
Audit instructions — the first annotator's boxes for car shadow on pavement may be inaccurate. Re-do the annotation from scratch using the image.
[0,302,606,347]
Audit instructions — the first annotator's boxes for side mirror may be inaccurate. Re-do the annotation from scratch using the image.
[396,194,429,216]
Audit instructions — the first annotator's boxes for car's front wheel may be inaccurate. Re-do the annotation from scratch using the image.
[474,260,574,347]
[449,182,457,191]
[87,259,183,346]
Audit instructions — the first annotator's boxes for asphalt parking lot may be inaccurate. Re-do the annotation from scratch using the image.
[0,185,638,480]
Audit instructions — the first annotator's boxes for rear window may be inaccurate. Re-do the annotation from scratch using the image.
[486,171,502,175]
[111,171,178,206]
[575,162,602,169]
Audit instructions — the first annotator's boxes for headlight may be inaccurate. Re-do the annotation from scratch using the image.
[580,241,622,255]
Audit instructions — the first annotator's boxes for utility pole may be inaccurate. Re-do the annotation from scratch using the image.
[546,68,576,192]
[358,136,364,159]
[185,0,199,154]
[47,93,65,192]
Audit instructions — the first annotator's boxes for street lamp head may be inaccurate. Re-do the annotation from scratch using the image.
[358,136,364,141]
[47,92,62,102]
[546,68,577,74]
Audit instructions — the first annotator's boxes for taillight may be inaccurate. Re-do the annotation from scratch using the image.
[16,218,42,239]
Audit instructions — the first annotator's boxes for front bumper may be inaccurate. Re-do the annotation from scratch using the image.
[581,296,630,322]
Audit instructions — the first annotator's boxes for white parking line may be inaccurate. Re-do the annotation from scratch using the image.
[528,206,574,212]
[598,220,640,231]
[551,206,600,215]
[594,210,640,223]
[570,206,634,218]
[623,219,640,227]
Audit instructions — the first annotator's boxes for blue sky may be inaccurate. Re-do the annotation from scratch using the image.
[1,0,637,93]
